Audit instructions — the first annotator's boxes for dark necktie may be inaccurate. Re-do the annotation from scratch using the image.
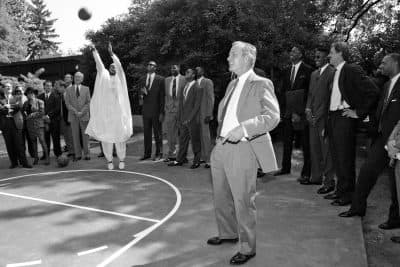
[76,86,80,98]
[172,77,177,99]
[378,82,391,132]
[217,79,239,137]
[290,65,296,88]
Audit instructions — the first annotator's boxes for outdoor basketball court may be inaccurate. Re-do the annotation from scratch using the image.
[0,138,368,267]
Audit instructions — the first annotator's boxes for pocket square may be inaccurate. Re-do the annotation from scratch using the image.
[391,99,398,102]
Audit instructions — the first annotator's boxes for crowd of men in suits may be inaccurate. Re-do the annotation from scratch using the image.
[273,42,400,244]
[138,62,215,169]
[0,72,92,168]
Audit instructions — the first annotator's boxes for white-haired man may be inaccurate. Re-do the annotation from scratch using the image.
[64,71,91,161]
[207,41,280,265]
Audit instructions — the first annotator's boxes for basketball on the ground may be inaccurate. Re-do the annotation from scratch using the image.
[57,155,70,168]
[78,7,92,21]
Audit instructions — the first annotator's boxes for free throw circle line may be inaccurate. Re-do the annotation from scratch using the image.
[0,191,160,223]
[1,170,182,267]
[77,245,108,256]
[6,259,42,267]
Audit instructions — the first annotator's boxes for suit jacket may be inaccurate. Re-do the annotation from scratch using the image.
[282,62,313,117]
[142,74,165,118]
[389,120,400,150]
[177,81,202,124]
[374,78,400,143]
[217,71,280,172]
[198,77,214,120]
[306,65,335,124]
[38,92,61,121]
[22,98,45,129]
[0,95,24,130]
[333,63,379,120]
[64,84,91,122]
[164,74,186,114]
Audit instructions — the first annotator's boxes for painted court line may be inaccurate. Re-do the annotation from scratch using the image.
[0,191,160,223]
[0,170,182,267]
[77,246,108,256]
[6,260,42,267]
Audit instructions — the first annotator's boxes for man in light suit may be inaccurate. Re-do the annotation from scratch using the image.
[207,41,280,265]
[196,66,214,168]
[164,64,186,162]
[64,72,91,161]
[303,47,335,193]
[168,68,202,169]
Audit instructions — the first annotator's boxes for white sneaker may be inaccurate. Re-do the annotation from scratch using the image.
[118,161,125,170]
[107,161,114,170]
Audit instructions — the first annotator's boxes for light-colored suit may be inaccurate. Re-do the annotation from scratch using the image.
[198,77,214,162]
[64,84,91,158]
[164,74,186,158]
[389,120,400,209]
[211,70,280,255]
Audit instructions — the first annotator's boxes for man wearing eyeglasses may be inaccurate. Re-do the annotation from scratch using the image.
[140,61,165,161]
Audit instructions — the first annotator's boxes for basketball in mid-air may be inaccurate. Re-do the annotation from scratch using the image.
[78,7,92,21]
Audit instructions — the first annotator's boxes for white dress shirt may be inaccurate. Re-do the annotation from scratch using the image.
[291,61,302,82]
[146,73,155,89]
[220,69,253,139]
[387,72,400,101]
[183,80,195,100]
[320,63,329,75]
[329,61,350,111]
[170,74,181,96]
[197,76,204,86]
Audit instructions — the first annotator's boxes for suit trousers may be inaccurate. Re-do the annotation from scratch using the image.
[70,118,89,158]
[143,116,162,157]
[28,127,48,161]
[2,117,29,166]
[45,119,61,157]
[211,139,257,254]
[309,120,334,186]
[281,117,311,176]
[328,111,357,199]
[396,161,400,216]
[165,112,178,158]
[200,121,213,163]
[60,119,74,155]
[176,121,201,164]
[23,125,35,158]
[101,142,126,162]
[350,134,399,220]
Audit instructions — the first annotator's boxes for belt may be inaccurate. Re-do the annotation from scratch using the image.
[216,136,243,145]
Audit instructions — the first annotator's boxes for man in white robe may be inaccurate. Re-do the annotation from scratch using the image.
[86,43,132,170]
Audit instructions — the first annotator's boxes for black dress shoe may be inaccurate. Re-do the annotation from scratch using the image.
[317,186,335,194]
[73,156,82,162]
[163,158,175,163]
[98,152,105,158]
[152,154,163,161]
[378,221,400,230]
[190,163,200,169]
[204,163,211,169]
[391,236,400,243]
[9,164,18,169]
[297,175,310,183]
[40,155,46,160]
[168,161,183,166]
[324,192,340,200]
[300,179,322,185]
[331,198,351,206]
[229,252,256,265]
[84,156,90,160]
[338,210,365,218]
[139,156,151,161]
[273,169,290,176]
[22,164,32,168]
[207,236,238,245]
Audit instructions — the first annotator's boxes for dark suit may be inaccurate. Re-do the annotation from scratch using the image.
[349,77,400,219]
[176,81,202,164]
[0,95,29,166]
[142,73,165,157]
[328,63,379,200]
[38,92,62,157]
[306,65,335,185]
[281,62,313,176]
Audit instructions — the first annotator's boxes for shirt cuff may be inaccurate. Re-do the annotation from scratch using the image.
[242,125,248,138]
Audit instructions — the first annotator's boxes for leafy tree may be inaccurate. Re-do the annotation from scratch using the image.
[26,0,59,60]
